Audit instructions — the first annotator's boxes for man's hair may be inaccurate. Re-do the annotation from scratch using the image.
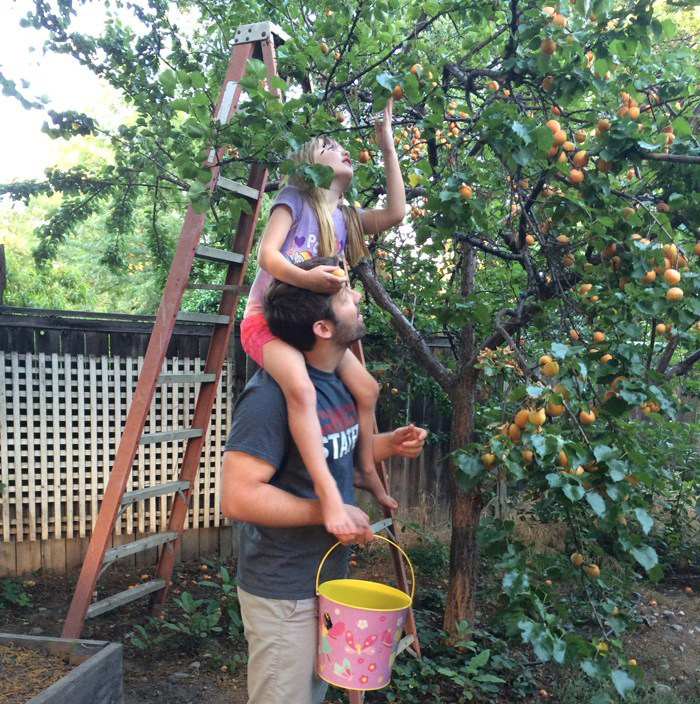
[263,256,341,351]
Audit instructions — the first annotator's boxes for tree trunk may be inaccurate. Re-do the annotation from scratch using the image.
[442,244,482,636]
[443,370,482,635]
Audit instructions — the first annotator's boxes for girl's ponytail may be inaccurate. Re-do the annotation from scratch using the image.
[340,205,370,266]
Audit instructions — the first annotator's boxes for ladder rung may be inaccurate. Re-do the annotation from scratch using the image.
[121,481,191,507]
[195,245,245,264]
[86,579,167,620]
[185,283,251,294]
[103,532,178,563]
[157,372,217,384]
[176,312,230,325]
[216,177,260,200]
[139,429,203,445]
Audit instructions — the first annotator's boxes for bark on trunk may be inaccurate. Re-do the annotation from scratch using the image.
[443,371,481,635]
[443,245,482,636]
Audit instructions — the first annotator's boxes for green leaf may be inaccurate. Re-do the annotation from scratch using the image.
[581,659,603,677]
[550,343,569,359]
[661,19,676,39]
[511,121,531,144]
[671,117,691,138]
[601,395,629,416]
[468,648,490,670]
[586,492,606,517]
[611,669,635,698]
[159,69,176,96]
[376,71,396,92]
[634,508,653,534]
[170,98,190,113]
[268,75,288,91]
[607,459,629,483]
[563,484,584,502]
[630,544,658,572]
[594,446,616,462]
[503,570,529,597]
[455,453,485,490]
[590,695,612,704]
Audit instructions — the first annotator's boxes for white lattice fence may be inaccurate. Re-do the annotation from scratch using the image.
[0,351,232,547]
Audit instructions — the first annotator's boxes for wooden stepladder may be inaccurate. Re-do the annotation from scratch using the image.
[60,20,419,701]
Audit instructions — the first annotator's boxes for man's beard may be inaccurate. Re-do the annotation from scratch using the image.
[332,318,367,347]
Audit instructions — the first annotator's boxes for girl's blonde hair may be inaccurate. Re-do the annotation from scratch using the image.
[283,136,370,266]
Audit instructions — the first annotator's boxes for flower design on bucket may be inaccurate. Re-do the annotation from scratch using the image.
[357,619,369,630]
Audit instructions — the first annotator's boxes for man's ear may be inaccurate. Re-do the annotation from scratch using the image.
[312,319,334,340]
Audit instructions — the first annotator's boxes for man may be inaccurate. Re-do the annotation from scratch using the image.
[220,256,427,704]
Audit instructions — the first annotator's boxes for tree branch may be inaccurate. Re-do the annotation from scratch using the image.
[665,348,700,377]
[353,260,455,391]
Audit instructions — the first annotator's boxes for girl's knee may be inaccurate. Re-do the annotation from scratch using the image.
[355,375,379,408]
[283,376,317,408]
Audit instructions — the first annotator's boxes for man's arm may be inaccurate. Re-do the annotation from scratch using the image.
[372,424,428,464]
[221,451,372,540]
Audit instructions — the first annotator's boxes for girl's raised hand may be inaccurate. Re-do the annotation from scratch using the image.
[304,265,348,293]
[373,96,394,153]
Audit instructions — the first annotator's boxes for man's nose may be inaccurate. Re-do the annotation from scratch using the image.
[351,289,362,304]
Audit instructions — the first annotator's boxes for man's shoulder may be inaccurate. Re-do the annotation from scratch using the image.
[239,369,285,404]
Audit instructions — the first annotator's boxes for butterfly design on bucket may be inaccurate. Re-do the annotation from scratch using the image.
[345,630,377,655]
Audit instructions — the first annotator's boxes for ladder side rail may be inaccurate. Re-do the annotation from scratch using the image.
[61,40,257,640]
[150,35,284,612]
[149,163,270,612]
[349,338,422,659]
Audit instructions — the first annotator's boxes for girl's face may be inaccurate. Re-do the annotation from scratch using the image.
[313,139,353,188]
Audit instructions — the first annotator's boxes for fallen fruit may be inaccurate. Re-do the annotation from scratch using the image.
[584,563,601,578]
[571,552,584,567]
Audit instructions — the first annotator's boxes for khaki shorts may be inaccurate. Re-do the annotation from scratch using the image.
[237,587,328,704]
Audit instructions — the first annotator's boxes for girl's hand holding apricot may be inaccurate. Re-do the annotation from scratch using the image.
[304,265,347,293]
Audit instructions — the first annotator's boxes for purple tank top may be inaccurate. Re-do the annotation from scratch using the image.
[245,186,348,316]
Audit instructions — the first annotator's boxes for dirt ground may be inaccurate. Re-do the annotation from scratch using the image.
[1,559,699,703]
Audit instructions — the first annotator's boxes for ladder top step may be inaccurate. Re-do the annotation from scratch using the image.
[140,428,203,445]
[233,21,290,45]
[196,245,245,265]
[103,531,178,564]
[157,372,217,384]
[216,177,260,201]
[121,481,190,507]
[176,312,231,325]
[86,579,167,620]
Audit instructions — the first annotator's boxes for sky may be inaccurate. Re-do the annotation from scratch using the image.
[0,0,140,186]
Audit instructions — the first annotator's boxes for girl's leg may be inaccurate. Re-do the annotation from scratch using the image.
[262,339,356,540]
[337,350,397,511]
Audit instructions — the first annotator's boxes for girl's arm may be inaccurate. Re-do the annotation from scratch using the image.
[360,97,406,236]
[257,205,346,293]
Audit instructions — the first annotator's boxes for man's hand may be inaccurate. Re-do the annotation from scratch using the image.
[338,504,374,546]
[390,424,428,458]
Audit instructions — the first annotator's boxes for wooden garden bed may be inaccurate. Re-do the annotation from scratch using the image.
[0,633,123,704]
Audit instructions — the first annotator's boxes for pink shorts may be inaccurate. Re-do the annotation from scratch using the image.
[241,313,277,367]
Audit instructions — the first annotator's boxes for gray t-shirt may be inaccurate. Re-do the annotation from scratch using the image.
[224,366,358,599]
[244,186,350,316]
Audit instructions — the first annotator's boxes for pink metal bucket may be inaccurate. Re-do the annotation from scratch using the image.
[316,535,415,691]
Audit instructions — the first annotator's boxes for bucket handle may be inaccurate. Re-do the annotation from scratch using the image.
[315,534,415,603]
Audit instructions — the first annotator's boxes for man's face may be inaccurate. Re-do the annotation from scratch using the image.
[329,283,366,347]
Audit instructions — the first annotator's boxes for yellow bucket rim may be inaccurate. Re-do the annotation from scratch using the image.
[318,578,412,611]
[315,535,415,603]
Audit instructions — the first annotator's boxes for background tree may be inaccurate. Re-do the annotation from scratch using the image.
[2,0,699,698]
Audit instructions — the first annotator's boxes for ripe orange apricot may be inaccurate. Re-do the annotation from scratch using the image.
[541,38,557,55]
[569,168,584,184]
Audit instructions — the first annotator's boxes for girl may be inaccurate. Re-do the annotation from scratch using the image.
[240,98,406,542]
